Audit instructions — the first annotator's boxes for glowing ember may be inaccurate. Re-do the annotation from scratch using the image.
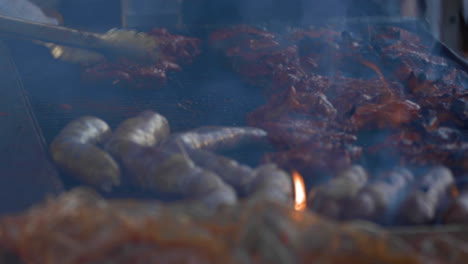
[292,171,307,211]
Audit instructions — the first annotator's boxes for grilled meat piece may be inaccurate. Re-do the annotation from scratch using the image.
[209,25,278,52]
[262,141,362,177]
[210,26,305,90]
[252,115,362,179]
[406,72,468,128]
[247,86,337,127]
[50,116,121,191]
[379,126,468,174]
[294,28,383,78]
[371,26,467,92]
[82,28,201,89]
[82,60,174,89]
[350,99,421,130]
[326,76,408,126]
[248,112,356,149]
[370,26,430,53]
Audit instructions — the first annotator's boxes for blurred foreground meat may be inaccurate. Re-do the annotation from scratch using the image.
[81,28,201,89]
[0,188,438,264]
[444,189,468,224]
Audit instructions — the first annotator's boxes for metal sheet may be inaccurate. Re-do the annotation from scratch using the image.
[0,41,63,214]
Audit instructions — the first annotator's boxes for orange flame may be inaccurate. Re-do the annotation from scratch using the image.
[292,171,307,211]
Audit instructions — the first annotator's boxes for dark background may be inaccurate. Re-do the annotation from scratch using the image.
[55,0,404,30]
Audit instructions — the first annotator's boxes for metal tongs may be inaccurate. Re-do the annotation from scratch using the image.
[0,14,159,63]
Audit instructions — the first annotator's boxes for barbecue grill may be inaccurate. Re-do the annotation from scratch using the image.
[1,0,468,263]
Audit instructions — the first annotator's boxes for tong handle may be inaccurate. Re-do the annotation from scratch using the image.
[0,14,109,50]
[0,14,152,61]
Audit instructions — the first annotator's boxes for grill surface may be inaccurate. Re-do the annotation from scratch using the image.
[3,18,467,206]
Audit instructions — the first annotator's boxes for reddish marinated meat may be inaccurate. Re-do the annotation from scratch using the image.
[148,28,201,65]
[326,76,405,123]
[371,27,428,47]
[451,95,468,126]
[247,86,336,124]
[350,99,421,130]
[369,125,468,177]
[262,141,362,176]
[210,26,306,89]
[293,28,383,78]
[250,117,356,150]
[407,73,468,127]
[82,28,201,89]
[210,25,468,184]
[82,60,172,88]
